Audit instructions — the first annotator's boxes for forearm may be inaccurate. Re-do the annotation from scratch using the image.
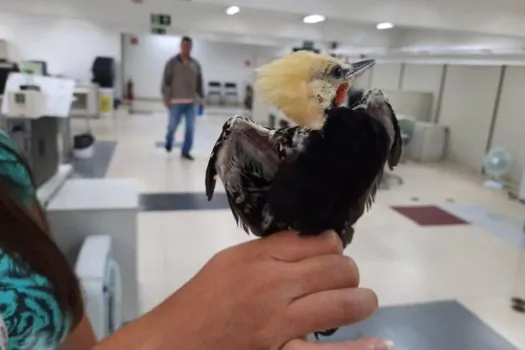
[91,294,193,350]
[61,315,97,350]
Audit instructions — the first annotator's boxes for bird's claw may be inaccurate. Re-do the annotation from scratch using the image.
[314,328,338,340]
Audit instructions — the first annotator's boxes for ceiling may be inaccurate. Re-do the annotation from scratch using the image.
[4,0,525,61]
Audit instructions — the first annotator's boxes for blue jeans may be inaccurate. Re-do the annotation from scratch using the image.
[165,103,196,155]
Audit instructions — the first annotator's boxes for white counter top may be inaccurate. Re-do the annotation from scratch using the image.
[47,178,140,211]
[37,164,73,207]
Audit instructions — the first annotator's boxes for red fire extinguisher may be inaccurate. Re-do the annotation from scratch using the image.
[126,79,134,103]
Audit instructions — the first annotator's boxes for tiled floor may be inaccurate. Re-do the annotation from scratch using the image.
[71,141,117,178]
[70,101,525,349]
[311,301,518,349]
[140,192,230,211]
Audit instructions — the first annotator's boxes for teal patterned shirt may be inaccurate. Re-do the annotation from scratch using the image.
[0,129,36,207]
[0,129,71,349]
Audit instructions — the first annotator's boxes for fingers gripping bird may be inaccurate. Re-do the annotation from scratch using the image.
[205,51,402,339]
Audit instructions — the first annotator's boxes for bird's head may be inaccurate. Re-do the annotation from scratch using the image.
[254,51,375,129]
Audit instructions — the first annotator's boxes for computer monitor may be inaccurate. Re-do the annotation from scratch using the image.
[18,61,48,76]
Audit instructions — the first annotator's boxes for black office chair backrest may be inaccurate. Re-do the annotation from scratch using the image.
[347,88,365,108]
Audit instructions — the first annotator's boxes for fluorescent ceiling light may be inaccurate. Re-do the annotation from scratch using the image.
[303,14,325,24]
[226,6,240,15]
[376,22,394,30]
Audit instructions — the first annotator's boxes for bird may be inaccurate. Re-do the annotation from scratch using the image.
[205,51,402,338]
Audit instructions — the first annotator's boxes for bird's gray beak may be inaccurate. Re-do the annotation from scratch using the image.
[345,59,376,80]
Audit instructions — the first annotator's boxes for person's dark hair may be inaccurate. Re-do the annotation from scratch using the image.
[0,144,84,330]
[181,36,193,45]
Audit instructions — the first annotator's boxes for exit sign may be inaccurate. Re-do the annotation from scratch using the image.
[150,13,171,35]
[151,14,171,27]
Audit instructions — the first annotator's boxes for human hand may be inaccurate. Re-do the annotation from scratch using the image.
[284,338,395,350]
[164,100,170,108]
[162,230,389,350]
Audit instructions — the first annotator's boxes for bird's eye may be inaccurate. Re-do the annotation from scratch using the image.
[330,65,344,79]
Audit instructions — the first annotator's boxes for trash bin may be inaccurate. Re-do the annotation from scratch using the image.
[73,133,95,159]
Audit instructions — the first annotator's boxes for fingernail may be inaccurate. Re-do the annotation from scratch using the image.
[385,340,395,350]
[370,339,395,350]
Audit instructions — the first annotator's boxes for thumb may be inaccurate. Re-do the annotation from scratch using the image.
[283,337,395,350]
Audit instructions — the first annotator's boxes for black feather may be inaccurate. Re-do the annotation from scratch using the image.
[267,107,391,245]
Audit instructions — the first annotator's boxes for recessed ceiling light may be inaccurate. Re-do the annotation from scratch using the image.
[376,22,394,30]
[226,6,240,15]
[303,14,325,24]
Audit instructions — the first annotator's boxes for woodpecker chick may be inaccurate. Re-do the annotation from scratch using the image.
[206,51,401,339]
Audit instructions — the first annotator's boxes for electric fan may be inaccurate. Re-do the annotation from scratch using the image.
[483,147,512,190]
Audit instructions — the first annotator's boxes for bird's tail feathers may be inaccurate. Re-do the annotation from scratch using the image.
[205,152,218,201]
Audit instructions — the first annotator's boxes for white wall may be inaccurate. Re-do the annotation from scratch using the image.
[490,67,525,183]
[122,34,276,101]
[370,63,402,90]
[362,61,525,183]
[354,69,372,91]
[382,90,433,120]
[0,12,121,88]
[401,64,444,121]
[438,65,502,171]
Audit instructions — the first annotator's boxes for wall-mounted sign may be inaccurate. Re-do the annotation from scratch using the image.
[150,13,171,35]
[151,14,171,27]
[151,27,167,35]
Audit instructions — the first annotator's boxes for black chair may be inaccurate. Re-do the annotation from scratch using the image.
[223,82,239,106]
[207,81,222,105]
[92,56,115,88]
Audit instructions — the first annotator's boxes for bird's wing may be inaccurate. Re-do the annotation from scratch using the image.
[267,107,392,246]
[205,115,306,236]
[353,89,402,212]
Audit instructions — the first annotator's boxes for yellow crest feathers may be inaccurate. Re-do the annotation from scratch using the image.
[254,51,342,129]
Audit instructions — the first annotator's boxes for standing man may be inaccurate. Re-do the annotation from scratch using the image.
[161,36,204,160]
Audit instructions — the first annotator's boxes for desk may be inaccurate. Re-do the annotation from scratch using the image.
[37,164,73,207]
[46,178,140,322]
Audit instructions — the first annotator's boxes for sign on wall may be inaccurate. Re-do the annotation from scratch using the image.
[150,13,171,35]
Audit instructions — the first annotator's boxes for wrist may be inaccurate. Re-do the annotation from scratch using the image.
[93,292,203,350]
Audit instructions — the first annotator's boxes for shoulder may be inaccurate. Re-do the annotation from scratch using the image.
[0,315,7,350]
[166,56,179,66]
[0,130,20,156]
[191,58,202,70]
[0,131,36,206]
[0,252,70,349]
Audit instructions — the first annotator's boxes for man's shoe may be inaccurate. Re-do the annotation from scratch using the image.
[165,142,172,153]
[182,153,195,161]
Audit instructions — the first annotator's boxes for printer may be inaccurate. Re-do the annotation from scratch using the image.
[1,73,75,187]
